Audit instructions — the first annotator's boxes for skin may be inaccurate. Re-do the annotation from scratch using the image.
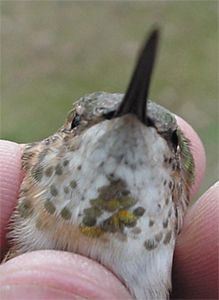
[0,117,218,300]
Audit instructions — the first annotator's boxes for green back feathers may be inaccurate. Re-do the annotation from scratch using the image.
[177,128,195,186]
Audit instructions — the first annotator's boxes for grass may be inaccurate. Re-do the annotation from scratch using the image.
[1,1,218,197]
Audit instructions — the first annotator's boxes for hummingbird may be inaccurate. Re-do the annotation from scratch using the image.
[6,29,194,299]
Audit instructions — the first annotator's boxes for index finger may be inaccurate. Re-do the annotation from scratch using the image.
[0,141,23,250]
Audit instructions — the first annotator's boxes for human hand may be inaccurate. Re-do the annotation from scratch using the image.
[0,118,218,299]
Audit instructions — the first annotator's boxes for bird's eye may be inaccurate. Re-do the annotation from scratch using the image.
[146,117,155,127]
[71,114,81,130]
[171,129,179,151]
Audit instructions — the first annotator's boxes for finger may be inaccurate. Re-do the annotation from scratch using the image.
[0,250,131,300]
[176,116,206,197]
[172,182,218,299]
[0,140,23,249]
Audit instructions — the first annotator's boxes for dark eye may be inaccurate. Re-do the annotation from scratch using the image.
[171,129,179,151]
[71,114,81,129]
[146,117,155,127]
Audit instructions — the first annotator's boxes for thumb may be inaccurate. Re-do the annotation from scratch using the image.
[0,251,131,300]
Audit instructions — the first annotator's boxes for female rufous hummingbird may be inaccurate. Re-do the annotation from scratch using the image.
[5,29,194,299]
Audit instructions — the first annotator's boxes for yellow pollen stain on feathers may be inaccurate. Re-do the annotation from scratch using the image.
[117,210,137,226]
[79,209,138,238]
[80,226,104,238]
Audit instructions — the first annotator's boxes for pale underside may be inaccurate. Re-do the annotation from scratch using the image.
[8,112,189,299]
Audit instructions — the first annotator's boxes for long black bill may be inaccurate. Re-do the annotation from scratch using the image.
[115,28,160,124]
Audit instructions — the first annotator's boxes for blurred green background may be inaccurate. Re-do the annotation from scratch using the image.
[1,1,218,197]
